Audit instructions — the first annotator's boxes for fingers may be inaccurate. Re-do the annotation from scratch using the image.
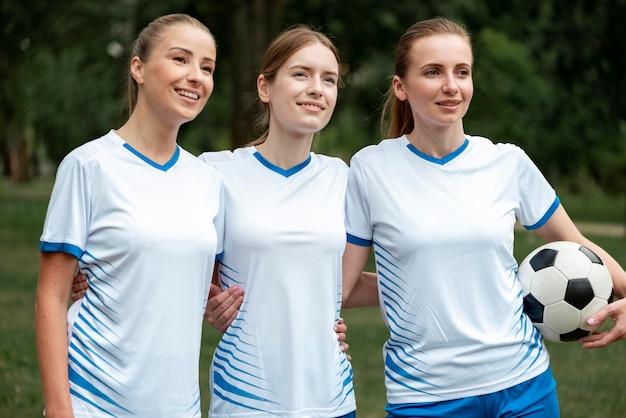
[208,283,222,300]
[335,320,348,343]
[335,317,351,360]
[205,285,244,333]
[580,298,626,348]
[71,273,88,292]
[585,304,613,329]
[339,341,351,361]
[71,289,85,302]
[70,273,89,301]
[335,318,348,333]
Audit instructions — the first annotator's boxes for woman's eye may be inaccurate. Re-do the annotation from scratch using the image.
[174,56,186,63]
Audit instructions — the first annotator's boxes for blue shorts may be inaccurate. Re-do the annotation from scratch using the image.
[386,367,559,417]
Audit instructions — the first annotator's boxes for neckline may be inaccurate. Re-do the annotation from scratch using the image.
[253,150,312,177]
[405,137,469,165]
[123,142,180,171]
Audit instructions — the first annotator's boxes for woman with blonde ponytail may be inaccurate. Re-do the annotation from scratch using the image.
[36,14,223,417]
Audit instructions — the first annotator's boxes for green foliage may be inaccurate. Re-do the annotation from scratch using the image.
[467,27,551,153]
[25,47,124,162]
[3,0,626,194]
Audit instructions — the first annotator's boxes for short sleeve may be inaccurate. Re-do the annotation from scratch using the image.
[39,154,91,258]
[514,147,559,230]
[345,153,374,246]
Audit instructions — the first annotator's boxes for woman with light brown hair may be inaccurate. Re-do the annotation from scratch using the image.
[36,14,223,417]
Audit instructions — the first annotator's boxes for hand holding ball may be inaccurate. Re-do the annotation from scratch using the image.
[518,241,614,342]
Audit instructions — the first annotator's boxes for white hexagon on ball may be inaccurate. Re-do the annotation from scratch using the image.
[588,264,613,300]
[553,247,592,279]
[543,301,582,334]
[529,267,568,305]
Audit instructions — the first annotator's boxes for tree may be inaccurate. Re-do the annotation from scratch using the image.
[3,0,626,197]
[0,0,49,181]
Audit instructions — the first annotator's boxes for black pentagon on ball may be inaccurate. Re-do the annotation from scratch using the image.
[564,278,594,310]
[523,294,544,323]
[579,245,604,265]
[560,328,591,342]
[529,248,558,271]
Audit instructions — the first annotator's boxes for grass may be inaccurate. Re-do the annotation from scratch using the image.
[1,179,626,417]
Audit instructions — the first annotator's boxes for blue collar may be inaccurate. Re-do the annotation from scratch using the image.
[253,151,312,177]
[406,138,469,165]
[123,143,180,171]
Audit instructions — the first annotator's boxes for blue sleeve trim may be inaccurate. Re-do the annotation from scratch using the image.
[215,251,224,262]
[39,241,83,259]
[347,233,373,247]
[524,195,561,230]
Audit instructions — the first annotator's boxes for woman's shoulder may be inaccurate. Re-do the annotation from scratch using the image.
[61,130,121,164]
[198,147,255,164]
[350,136,406,164]
[468,135,526,156]
[313,153,348,170]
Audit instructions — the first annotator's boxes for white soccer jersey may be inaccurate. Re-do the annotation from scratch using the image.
[199,147,356,417]
[346,135,558,405]
[39,130,224,417]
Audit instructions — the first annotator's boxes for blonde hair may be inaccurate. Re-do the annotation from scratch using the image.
[126,14,214,116]
[250,25,343,146]
[380,17,471,139]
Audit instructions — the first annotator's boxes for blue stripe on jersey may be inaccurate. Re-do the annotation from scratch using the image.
[213,351,266,381]
[69,387,118,417]
[69,365,132,414]
[212,386,281,416]
[509,328,545,373]
[218,262,244,286]
[374,242,421,341]
[346,233,372,246]
[123,142,180,171]
[523,195,560,230]
[39,241,83,258]
[406,138,469,165]
[253,151,311,177]
[217,332,261,362]
[213,369,277,403]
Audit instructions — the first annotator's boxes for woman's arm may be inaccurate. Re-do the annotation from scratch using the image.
[534,204,626,347]
[342,243,379,308]
[35,252,77,418]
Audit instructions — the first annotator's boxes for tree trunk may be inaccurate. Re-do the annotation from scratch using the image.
[5,120,31,183]
[228,0,285,149]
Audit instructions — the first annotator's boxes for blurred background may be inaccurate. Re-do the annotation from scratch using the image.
[2,1,626,417]
[2,0,626,198]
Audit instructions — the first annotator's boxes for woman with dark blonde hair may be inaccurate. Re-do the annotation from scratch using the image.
[36,14,223,417]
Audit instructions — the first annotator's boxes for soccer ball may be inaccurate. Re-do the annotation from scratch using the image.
[518,241,614,342]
